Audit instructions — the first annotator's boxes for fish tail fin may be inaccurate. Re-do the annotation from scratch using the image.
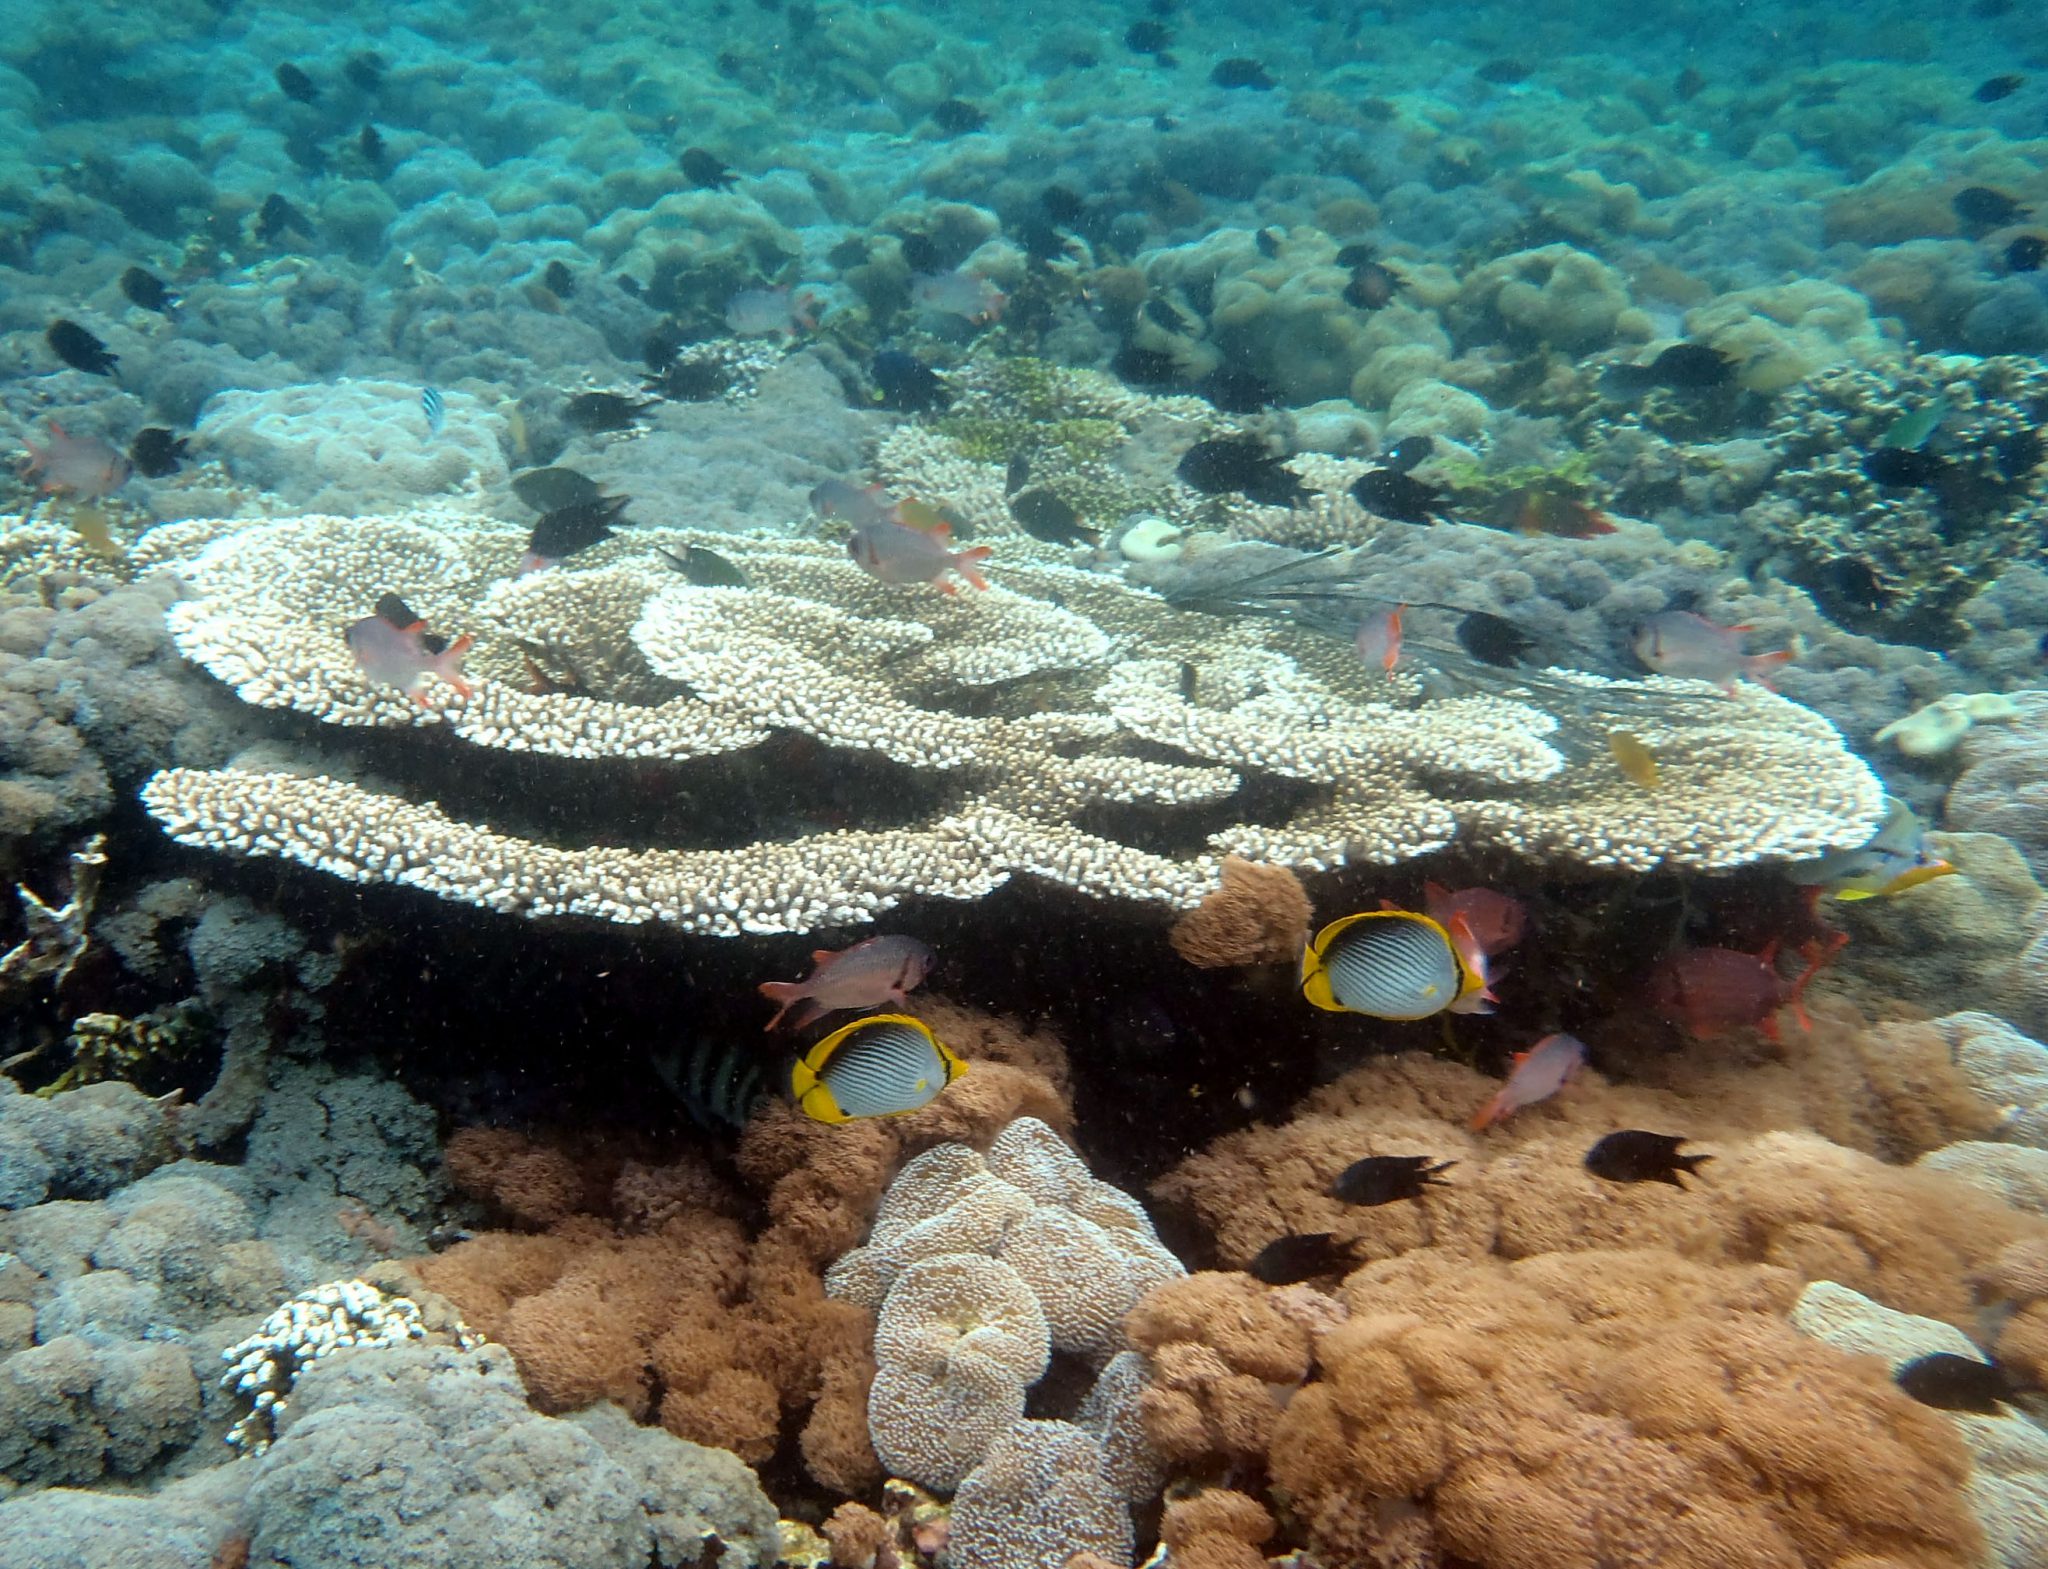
[1678,1153,1715,1182]
[1469,1091,1508,1132]
[954,546,993,591]
[1744,650,1794,688]
[757,982,813,1032]
[439,634,475,700]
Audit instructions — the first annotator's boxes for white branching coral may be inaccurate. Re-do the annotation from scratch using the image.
[220,1279,482,1454]
[142,512,1885,935]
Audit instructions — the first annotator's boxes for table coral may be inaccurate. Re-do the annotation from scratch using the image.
[143,513,1887,937]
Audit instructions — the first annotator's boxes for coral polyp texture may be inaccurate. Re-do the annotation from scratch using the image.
[143,514,1885,935]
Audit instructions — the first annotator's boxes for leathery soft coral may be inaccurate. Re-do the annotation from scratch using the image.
[407,998,1073,1493]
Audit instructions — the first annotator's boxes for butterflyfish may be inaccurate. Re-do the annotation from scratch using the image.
[1300,910,1484,1020]
[789,1013,966,1124]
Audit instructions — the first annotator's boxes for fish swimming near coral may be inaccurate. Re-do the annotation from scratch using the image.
[564,390,657,433]
[1600,342,1734,395]
[344,593,475,707]
[1494,485,1616,539]
[1329,1154,1455,1207]
[256,193,314,247]
[1211,57,1276,90]
[910,270,1007,324]
[119,266,179,315]
[522,494,630,572]
[646,356,735,402]
[1894,1352,2023,1415]
[45,320,118,377]
[1974,73,2024,102]
[679,147,737,190]
[1606,731,1660,790]
[930,99,989,134]
[2007,234,2046,273]
[1953,186,2027,227]
[1422,882,1527,955]
[725,286,820,338]
[1470,1033,1587,1131]
[651,1036,772,1130]
[127,427,189,479]
[789,1013,967,1122]
[1583,1130,1711,1187]
[1178,436,1307,507]
[810,479,899,529]
[421,386,446,437]
[758,934,936,1032]
[275,62,319,102]
[1786,796,1956,902]
[1878,396,1950,452]
[1632,610,1791,692]
[1246,1232,1359,1285]
[19,422,131,500]
[1455,609,1537,668]
[512,466,604,513]
[1354,605,1404,672]
[1644,941,1828,1042]
[849,518,993,593]
[1008,488,1097,547]
[871,349,948,412]
[656,543,751,588]
[1300,910,1486,1020]
[1350,468,1443,524]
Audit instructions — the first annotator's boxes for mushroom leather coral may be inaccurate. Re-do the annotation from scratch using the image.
[408,1000,1073,1490]
[1268,1250,1985,1569]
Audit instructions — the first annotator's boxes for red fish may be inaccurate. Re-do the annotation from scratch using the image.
[18,421,132,501]
[1423,882,1527,955]
[758,934,935,1031]
[1355,605,1404,672]
[1495,485,1616,539]
[344,594,474,707]
[1471,1033,1586,1131]
[1444,913,1499,1015]
[1632,611,1792,693]
[1643,939,1832,1042]
[848,519,992,594]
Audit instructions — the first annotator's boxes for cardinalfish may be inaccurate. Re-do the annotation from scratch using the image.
[790,1013,967,1123]
[1785,796,1956,903]
[1354,605,1404,672]
[758,934,935,1031]
[18,422,131,501]
[344,593,474,707]
[848,518,992,594]
[1643,939,1835,1042]
[1632,610,1792,693]
[1300,909,1493,1021]
[725,286,821,339]
[910,269,1007,325]
[1471,1032,1587,1131]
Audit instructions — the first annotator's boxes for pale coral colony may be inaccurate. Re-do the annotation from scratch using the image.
[11,2,2048,1569]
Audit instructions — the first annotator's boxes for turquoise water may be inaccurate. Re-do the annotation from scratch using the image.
[2,4,2047,1567]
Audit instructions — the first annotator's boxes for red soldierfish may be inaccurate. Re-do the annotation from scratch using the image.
[1631,610,1791,693]
[19,421,131,500]
[1355,605,1404,672]
[1643,940,1829,1042]
[1471,1033,1587,1131]
[848,518,992,593]
[344,594,475,707]
[1423,881,1528,955]
[758,934,936,1031]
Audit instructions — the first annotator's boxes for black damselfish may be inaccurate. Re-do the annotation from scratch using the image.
[1178,436,1307,507]
[1894,1352,2020,1415]
[1197,364,1276,414]
[1211,57,1276,90]
[932,99,989,134]
[680,148,736,190]
[128,427,190,479]
[564,390,657,433]
[872,349,947,412]
[275,62,319,103]
[1247,1232,1359,1285]
[1456,610,1536,668]
[1329,1155,1455,1207]
[1954,186,2027,226]
[119,266,178,315]
[1603,342,1735,393]
[46,320,118,377]
[529,495,630,560]
[1350,468,1443,524]
[1861,447,1949,487]
[1008,487,1098,547]
[646,357,734,402]
[1583,1130,1712,1187]
[512,466,604,512]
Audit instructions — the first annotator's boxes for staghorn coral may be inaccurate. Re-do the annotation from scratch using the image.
[1749,353,2048,643]
[410,1002,1073,1493]
[144,514,1887,937]
[1267,1249,1985,1569]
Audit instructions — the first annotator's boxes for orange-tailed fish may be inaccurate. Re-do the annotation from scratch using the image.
[1354,604,1405,672]
[1470,1032,1587,1130]
[1607,731,1660,789]
[848,518,992,593]
[1632,610,1791,692]
[1421,882,1528,954]
[344,593,474,707]
[758,934,935,1032]
[1786,796,1956,902]
[789,1013,966,1122]
[1301,910,1484,1020]
[19,422,131,500]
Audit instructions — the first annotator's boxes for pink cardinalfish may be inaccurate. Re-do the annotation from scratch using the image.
[1471,1032,1587,1131]
[848,517,992,594]
[1632,610,1792,693]
[1355,605,1405,672]
[344,593,474,707]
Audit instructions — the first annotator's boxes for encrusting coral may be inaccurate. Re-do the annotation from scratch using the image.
[404,998,1073,1495]
[143,511,1885,936]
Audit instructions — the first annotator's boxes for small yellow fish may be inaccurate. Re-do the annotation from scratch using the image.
[1607,731,1659,789]
[890,497,953,535]
[505,404,531,462]
[67,503,126,562]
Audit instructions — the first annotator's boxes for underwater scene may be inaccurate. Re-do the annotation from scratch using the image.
[7,0,2048,1565]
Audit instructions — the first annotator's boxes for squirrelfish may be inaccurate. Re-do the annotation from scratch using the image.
[344,593,475,707]
[19,422,131,501]
[1632,610,1791,693]
[910,269,1007,324]
[758,934,935,1032]
[1785,796,1956,901]
[725,286,820,338]
[1643,940,1829,1042]
[1470,1032,1587,1131]
[848,519,992,594]
[1300,910,1488,1020]
[1354,605,1404,672]
[789,1013,967,1123]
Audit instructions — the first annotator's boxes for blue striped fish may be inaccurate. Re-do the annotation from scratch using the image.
[790,1013,966,1123]
[1300,910,1480,1020]
[421,385,446,436]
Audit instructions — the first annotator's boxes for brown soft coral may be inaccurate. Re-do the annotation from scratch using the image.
[408,998,1072,1492]
[1124,1273,1313,1467]
[1269,1250,1983,1569]
[1160,1488,1273,1569]
[1169,856,1311,968]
